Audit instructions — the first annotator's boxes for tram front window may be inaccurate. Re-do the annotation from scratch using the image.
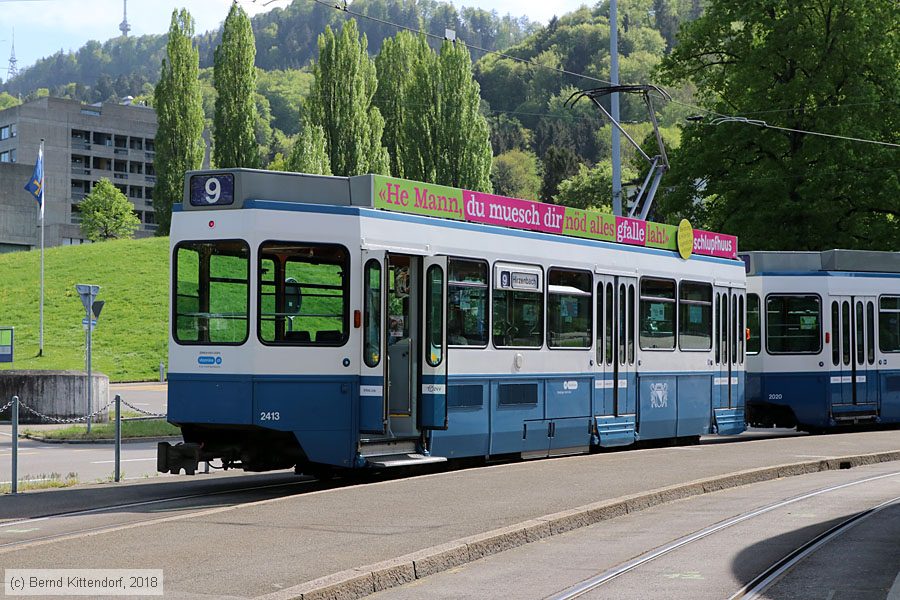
[258,242,349,345]
[173,240,250,345]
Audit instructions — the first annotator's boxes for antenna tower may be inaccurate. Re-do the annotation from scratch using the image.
[7,29,18,80]
[119,0,131,37]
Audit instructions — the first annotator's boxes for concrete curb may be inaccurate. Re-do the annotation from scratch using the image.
[256,449,900,600]
[22,434,181,445]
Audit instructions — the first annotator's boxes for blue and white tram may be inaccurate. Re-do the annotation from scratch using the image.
[158,169,746,475]
[744,250,900,431]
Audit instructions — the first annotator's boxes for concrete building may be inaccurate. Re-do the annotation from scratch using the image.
[0,96,158,252]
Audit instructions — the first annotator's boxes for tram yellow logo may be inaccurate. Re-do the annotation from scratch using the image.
[677,219,694,260]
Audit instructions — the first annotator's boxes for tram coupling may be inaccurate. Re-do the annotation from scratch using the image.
[157,442,202,475]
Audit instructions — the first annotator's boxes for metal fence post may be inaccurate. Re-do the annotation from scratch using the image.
[159,361,165,383]
[115,394,121,483]
[11,395,18,495]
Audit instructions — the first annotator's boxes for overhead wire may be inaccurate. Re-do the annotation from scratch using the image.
[252,0,898,150]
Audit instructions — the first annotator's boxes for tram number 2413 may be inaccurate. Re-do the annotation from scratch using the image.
[260,411,281,421]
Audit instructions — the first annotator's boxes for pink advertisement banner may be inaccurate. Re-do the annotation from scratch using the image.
[372,176,738,259]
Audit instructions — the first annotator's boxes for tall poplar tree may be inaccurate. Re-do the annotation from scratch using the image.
[373,31,421,178]
[306,20,389,176]
[436,40,492,191]
[398,35,441,183]
[153,9,205,234]
[287,120,332,175]
[213,3,260,168]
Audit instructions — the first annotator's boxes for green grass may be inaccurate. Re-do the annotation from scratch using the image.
[1,472,78,494]
[23,418,180,441]
[0,237,169,381]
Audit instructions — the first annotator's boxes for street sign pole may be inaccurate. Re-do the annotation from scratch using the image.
[76,284,102,433]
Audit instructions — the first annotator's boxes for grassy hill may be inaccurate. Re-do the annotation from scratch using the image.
[0,237,169,381]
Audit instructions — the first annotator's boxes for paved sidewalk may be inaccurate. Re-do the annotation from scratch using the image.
[2,430,899,599]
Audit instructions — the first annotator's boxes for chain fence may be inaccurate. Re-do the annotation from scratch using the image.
[4,393,172,495]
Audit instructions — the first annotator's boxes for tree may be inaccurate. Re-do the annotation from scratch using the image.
[435,40,492,191]
[306,20,389,176]
[554,160,637,211]
[540,145,581,202]
[287,122,332,175]
[79,179,141,241]
[153,9,205,235]
[373,30,421,178]
[658,0,900,250]
[491,150,541,200]
[213,3,260,168]
[399,35,441,183]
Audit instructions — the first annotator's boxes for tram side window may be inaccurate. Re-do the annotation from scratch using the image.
[363,260,381,367]
[639,278,676,350]
[548,268,592,348]
[766,295,821,354]
[878,296,900,353]
[747,294,761,354]
[448,259,488,347]
[678,281,712,350]
[493,269,543,348]
[258,242,349,345]
[173,240,249,345]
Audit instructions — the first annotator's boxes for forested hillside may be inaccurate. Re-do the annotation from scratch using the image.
[0,0,537,101]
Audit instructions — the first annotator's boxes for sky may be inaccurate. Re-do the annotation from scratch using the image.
[0,0,591,77]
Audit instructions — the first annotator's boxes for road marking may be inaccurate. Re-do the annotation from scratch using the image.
[1,528,40,534]
[90,457,156,464]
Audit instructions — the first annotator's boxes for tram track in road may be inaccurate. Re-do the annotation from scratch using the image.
[0,473,347,553]
[549,470,900,600]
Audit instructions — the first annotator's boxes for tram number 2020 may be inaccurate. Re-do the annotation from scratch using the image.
[260,411,281,421]
[767,393,783,401]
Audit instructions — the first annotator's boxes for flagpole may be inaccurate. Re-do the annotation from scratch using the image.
[39,138,44,357]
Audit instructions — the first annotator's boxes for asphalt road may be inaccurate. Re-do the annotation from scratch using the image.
[0,431,898,599]
[371,462,900,599]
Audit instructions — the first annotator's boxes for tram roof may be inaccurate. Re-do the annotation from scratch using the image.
[743,250,900,275]
[182,168,740,261]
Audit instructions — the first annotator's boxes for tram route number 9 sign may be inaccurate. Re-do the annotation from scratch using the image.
[190,174,235,206]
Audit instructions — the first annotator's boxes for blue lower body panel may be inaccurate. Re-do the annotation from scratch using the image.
[595,415,636,447]
[169,373,358,468]
[714,408,745,435]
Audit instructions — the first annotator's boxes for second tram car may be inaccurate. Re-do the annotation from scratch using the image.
[745,250,900,431]
[159,169,746,475]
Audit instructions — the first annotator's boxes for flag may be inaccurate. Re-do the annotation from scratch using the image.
[24,146,44,219]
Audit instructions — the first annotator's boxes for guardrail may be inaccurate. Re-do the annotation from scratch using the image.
[4,394,170,495]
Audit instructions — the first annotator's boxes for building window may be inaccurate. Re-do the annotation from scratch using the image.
[0,151,9,163]
[0,126,9,140]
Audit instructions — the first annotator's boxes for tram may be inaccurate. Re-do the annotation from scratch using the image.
[744,250,900,431]
[158,169,746,475]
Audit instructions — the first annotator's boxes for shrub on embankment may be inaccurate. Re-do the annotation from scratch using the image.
[0,237,169,381]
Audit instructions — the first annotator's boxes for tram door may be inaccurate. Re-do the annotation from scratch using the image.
[831,296,877,410]
[376,253,449,439]
[594,275,637,416]
[714,287,741,409]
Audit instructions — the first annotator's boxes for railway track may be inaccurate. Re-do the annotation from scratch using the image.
[550,470,900,600]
